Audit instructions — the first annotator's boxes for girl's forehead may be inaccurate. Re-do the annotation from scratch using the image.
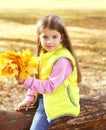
[42,27,56,31]
[40,28,60,34]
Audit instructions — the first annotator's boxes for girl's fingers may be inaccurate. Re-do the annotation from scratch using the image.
[16,100,32,111]
[15,76,24,84]
[25,105,29,111]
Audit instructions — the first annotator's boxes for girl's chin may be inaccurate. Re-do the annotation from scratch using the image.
[45,47,55,52]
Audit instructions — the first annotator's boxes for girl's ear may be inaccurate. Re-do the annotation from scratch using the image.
[61,34,63,42]
[61,34,65,43]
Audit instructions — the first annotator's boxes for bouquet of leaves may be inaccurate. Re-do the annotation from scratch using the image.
[0,49,38,80]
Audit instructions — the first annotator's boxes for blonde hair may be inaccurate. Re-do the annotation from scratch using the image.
[36,15,81,83]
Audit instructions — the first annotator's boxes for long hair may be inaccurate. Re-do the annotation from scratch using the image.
[36,15,81,83]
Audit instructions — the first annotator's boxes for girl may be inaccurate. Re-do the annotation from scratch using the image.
[16,15,81,130]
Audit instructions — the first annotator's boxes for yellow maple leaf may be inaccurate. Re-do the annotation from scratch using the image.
[0,49,38,80]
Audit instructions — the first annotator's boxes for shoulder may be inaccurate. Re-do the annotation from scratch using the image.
[52,57,73,77]
[55,57,72,65]
[54,57,73,70]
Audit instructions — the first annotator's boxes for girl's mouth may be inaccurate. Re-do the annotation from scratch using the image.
[46,45,54,48]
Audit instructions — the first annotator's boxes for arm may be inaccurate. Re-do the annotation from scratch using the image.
[24,58,73,94]
[25,89,36,103]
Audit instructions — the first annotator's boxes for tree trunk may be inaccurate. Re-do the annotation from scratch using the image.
[0,92,106,130]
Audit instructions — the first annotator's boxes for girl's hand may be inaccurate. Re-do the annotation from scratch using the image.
[16,100,32,111]
[15,76,25,85]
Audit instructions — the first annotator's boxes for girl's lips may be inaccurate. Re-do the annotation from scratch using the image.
[46,46,54,48]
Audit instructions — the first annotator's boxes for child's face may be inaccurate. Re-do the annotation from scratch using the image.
[39,28,62,52]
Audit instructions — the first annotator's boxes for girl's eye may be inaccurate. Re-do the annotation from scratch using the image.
[53,35,57,38]
[42,35,47,39]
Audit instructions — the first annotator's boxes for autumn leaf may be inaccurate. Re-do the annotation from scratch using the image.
[0,49,38,80]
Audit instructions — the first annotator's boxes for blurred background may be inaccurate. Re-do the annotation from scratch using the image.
[0,0,106,110]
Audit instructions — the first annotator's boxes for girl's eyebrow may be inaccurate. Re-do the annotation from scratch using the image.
[52,34,59,36]
[41,34,47,37]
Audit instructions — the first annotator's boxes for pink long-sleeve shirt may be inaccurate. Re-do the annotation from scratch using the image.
[24,58,73,102]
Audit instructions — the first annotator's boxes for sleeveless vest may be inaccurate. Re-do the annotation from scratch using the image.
[39,44,80,121]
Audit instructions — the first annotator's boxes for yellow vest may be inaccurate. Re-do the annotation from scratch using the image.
[39,44,80,121]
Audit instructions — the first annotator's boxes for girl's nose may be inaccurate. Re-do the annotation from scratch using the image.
[47,38,53,44]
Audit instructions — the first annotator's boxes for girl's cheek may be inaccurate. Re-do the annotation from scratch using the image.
[40,40,44,44]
